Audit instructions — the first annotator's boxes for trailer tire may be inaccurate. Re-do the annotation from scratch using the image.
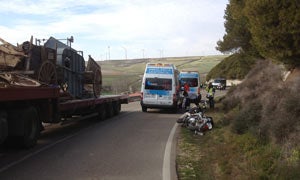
[0,111,8,145]
[113,101,121,115]
[98,106,106,121]
[6,107,40,148]
[106,102,114,118]
[22,106,40,148]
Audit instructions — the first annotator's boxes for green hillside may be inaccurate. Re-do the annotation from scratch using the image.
[206,53,258,81]
[98,55,228,94]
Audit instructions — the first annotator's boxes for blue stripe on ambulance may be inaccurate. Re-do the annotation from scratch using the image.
[145,89,170,96]
[179,73,199,78]
[146,68,173,74]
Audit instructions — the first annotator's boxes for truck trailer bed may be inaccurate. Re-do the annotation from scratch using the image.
[0,86,60,102]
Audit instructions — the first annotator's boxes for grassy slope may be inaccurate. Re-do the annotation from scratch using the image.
[177,106,285,179]
[98,55,228,93]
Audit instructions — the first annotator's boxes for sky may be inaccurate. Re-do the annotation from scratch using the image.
[0,0,228,60]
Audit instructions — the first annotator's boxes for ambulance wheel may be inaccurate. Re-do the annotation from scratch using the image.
[142,106,147,112]
[172,106,178,113]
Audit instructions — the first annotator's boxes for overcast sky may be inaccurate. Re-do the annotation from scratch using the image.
[0,0,228,60]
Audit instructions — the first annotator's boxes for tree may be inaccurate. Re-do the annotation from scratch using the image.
[216,0,257,55]
[245,0,300,68]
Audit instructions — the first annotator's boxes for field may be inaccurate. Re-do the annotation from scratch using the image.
[97,55,228,94]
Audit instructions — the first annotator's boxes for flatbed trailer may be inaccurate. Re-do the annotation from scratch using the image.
[0,36,130,148]
[0,86,128,148]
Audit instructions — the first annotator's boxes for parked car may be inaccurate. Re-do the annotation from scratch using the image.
[212,78,226,90]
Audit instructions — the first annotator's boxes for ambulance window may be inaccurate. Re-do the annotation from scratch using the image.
[180,78,198,87]
[145,78,172,90]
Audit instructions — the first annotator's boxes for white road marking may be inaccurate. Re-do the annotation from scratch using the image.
[162,123,178,180]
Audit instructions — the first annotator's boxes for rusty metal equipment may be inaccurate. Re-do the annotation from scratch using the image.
[85,55,102,98]
[0,36,102,99]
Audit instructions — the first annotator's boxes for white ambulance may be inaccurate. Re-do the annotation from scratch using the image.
[140,63,179,112]
[179,70,201,104]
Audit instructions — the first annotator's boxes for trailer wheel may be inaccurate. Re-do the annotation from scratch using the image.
[98,106,106,121]
[21,107,40,148]
[113,101,121,115]
[106,102,114,118]
[0,111,8,145]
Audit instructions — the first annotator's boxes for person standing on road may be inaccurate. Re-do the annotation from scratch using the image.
[182,82,190,110]
[206,82,215,109]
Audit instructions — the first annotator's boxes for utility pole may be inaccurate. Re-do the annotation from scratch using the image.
[122,46,127,60]
[142,49,145,59]
[158,49,163,59]
[108,46,110,60]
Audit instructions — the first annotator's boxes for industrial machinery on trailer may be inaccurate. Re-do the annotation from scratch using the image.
[0,36,128,148]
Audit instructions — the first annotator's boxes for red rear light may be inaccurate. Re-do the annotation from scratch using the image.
[141,92,143,100]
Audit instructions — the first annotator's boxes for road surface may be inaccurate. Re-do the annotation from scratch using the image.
[0,101,178,180]
[0,89,227,180]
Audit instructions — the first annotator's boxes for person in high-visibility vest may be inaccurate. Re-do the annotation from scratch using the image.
[206,82,215,109]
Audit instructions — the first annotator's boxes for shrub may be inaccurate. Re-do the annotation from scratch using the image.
[222,95,240,112]
[232,101,262,134]
[260,78,300,144]
[221,106,240,126]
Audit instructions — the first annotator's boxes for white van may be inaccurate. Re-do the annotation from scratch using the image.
[179,70,201,104]
[140,63,179,112]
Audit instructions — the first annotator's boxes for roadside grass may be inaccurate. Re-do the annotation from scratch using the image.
[176,100,300,179]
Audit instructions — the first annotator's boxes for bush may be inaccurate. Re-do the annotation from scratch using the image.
[260,79,300,144]
[232,101,262,134]
[228,60,299,141]
[224,60,299,168]
[222,95,240,112]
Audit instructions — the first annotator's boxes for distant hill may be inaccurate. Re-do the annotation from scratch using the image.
[97,55,228,94]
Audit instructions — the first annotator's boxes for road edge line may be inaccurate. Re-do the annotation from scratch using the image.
[162,123,178,180]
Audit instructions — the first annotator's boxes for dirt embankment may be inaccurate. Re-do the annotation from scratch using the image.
[224,60,300,145]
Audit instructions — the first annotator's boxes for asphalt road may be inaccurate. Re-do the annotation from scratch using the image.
[0,102,178,180]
